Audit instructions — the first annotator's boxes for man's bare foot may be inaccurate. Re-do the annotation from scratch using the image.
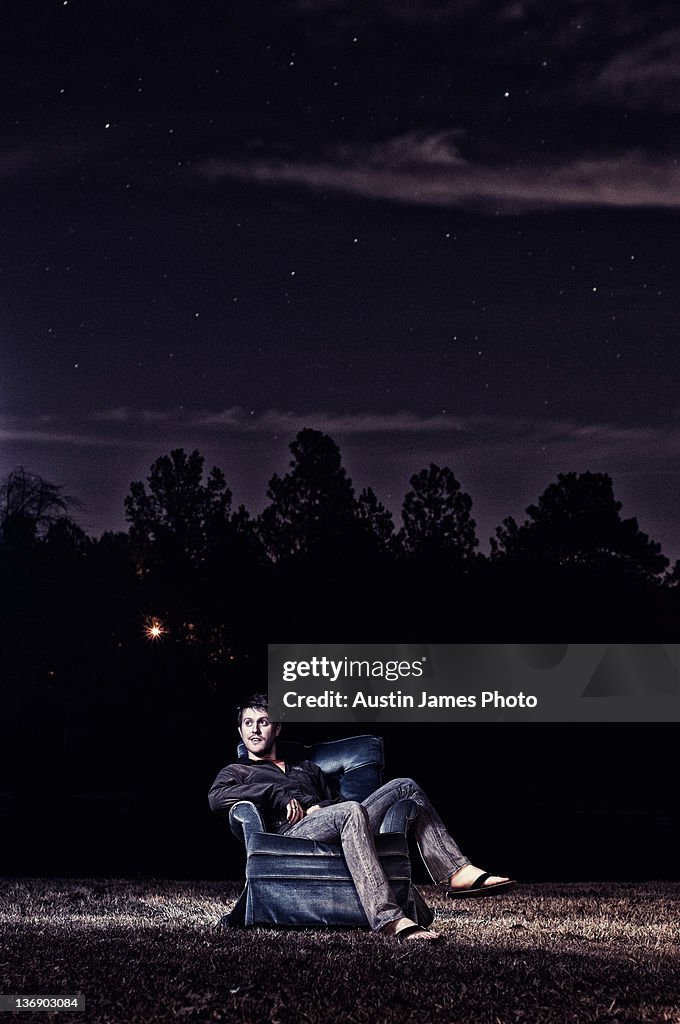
[382,917,441,941]
[448,864,511,891]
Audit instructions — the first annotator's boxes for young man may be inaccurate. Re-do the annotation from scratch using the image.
[208,694,516,942]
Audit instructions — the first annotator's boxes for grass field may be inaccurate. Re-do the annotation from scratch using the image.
[1,879,679,1023]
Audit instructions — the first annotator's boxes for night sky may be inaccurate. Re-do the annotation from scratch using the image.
[3,0,680,557]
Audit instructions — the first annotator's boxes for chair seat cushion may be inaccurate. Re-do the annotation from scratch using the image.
[246,830,408,859]
[246,832,411,886]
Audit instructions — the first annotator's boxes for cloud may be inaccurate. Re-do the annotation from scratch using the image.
[4,407,680,469]
[0,411,168,452]
[341,131,466,168]
[0,428,144,449]
[89,408,179,425]
[200,134,680,212]
[0,132,123,185]
[597,28,680,106]
[192,407,471,435]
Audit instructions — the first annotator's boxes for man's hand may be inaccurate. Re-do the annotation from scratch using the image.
[286,798,305,825]
[305,804,322,815]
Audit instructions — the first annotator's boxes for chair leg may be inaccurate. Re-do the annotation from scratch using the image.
[217,884,248,928]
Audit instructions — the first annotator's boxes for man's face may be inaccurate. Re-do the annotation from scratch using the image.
[238,707,280,760]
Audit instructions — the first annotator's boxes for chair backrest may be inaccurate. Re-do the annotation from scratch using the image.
[236,735,384,801]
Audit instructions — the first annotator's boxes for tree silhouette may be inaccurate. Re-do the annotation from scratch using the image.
[257,429,356,561]
[356,486,395,550]
[125,448,232,566]
[491,471,668,581]
[44,517,91,556]
[398,463,478,563]
[0,467,81,543]
[124,450,265,667]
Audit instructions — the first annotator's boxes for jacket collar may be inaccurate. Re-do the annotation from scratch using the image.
[236,755,289,766]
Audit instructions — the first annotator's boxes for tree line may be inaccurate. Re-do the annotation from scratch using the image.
[2,428,678,665]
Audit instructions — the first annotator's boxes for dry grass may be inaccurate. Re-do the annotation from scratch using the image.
[1,879,679,1023]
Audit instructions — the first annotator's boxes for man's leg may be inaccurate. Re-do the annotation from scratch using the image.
[362,778,512,892]
[361,777,469,882]
[283,801,405,932]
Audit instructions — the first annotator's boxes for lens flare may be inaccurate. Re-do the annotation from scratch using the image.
[144,617,165,641]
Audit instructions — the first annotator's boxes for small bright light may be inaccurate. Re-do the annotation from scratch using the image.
[145,617,165,641]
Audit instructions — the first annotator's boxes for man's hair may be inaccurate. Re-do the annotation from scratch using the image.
[237,693,270,726]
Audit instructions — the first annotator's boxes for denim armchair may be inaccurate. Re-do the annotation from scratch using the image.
[223,735,434,928]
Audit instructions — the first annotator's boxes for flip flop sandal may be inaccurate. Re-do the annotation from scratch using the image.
[446,872,517,900]
[395,924,441,941]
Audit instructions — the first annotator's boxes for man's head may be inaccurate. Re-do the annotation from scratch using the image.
[237,693,281,761]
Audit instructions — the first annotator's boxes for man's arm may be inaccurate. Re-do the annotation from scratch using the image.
[208,765,290,821]
[307,762,346,811]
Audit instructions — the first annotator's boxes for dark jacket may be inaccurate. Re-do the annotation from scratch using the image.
[208,757,345,833]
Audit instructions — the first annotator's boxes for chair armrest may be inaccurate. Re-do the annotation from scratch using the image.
[229,801,266,844]
[379,797,419,834]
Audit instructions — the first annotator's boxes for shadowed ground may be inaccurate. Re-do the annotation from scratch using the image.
[1,879,679,1023]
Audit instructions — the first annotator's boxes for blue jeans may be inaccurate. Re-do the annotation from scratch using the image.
[283,777,470,931]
